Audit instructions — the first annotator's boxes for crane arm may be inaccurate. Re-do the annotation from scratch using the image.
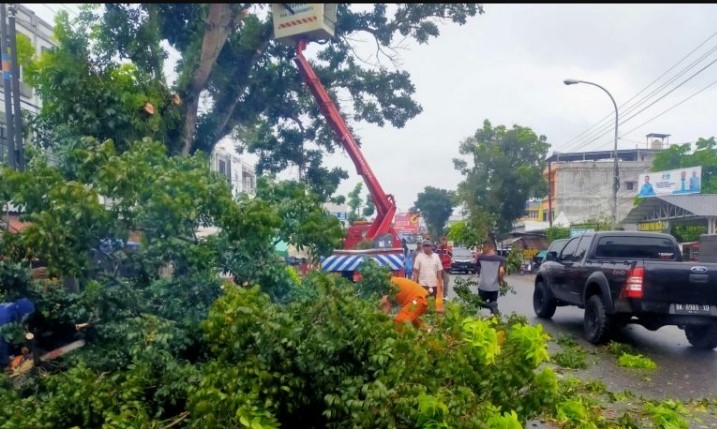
[292,40,396,239]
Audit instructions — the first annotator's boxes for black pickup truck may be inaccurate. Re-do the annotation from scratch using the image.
[534,231,717,348]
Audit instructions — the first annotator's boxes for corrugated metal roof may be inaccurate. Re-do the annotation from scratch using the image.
[659,195,717,216]
[622,194,717,223]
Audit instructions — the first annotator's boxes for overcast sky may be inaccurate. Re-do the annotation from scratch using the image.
[24,4,717,212]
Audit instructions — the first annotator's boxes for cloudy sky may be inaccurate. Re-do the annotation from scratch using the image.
[24,4,717,212]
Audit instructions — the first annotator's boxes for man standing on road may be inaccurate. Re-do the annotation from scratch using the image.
[435,236,453,299]
[413,239,443,303]
[476,239,505,316]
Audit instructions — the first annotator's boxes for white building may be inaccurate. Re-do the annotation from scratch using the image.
[0,5,55,159]
[210,139,257,198]
[323,202,349,227]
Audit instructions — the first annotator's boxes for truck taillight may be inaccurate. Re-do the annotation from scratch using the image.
[624,267,644,299]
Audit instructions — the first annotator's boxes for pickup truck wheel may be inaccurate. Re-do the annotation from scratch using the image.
[533,281,556,319]
[584,295,612,344]
[685,323,717,350]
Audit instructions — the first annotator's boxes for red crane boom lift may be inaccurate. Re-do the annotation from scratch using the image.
[292,40,401,251]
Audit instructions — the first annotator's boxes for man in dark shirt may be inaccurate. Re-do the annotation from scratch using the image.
[476,239,505,315]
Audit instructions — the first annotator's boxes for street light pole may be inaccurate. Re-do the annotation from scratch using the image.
[563,79,619,226]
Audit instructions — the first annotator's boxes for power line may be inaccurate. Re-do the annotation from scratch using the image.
[560,30,717,152]
[565,44,717,152]
[621,77,717,137]
[563,41,717,153]
[567,53,717,153]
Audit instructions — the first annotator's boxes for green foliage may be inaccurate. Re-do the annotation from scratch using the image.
[413,187,456,239]
[345,183,375,222]
[552,335,584,368]
[671,224,706,243]
[552,346,588,369]
[356,258,395,299]
[643,400,689,429]
[652,137,717,193]
[505,250,523,275]
[606,341,635,356]
[27,4,483,199]
[617,353,657,370]
[454,119,550,234]
[362,193,375,218]
[347,182,364,223]
[545,227,570,242]
[555,398,599,429]
[452,276,515,314]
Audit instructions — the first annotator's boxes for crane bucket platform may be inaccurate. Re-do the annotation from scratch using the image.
[272,3,337,45]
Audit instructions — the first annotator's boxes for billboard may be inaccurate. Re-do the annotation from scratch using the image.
[637,166,702,198]
[393,212,420,235]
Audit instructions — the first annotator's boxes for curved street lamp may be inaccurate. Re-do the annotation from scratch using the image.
[564,79,620,226]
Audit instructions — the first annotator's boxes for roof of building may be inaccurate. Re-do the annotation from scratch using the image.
[546,148,663,163]
[622,194,717,223]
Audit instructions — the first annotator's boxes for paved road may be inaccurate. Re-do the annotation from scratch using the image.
[446,273,717,400]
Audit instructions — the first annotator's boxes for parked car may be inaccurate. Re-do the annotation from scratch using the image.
[534,231,717,348]
[450,247,477,274]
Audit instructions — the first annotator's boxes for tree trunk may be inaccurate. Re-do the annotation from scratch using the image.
[214,22,274,142]
[181,4,240,155]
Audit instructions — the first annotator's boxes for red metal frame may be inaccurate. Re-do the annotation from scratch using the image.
[293,40,399,249]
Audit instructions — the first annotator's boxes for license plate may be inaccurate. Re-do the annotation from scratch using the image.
[673,303,711,315]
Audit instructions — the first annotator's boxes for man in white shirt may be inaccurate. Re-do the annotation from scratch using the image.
[412,239,443,299]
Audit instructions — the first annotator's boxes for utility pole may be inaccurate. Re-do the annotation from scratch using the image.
[8,3,22,170]
[0,3,14,168]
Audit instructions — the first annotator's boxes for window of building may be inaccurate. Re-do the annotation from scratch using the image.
[625,181,636,191]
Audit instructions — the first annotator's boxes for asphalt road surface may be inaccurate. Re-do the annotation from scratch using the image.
[446,272,717,401]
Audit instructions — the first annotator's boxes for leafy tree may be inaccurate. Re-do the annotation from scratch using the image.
[26,4,484,199]
[652,137,717,193]
[362,193,375,218]
[347,182,364,223]
[454,120,550,235]
[413,187,456,239]
[545,227,570,242]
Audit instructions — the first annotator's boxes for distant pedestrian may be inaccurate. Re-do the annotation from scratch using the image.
[475,239,505,315]
[413,239,443,302]
[435,236,453,298]
[404,246,415,278]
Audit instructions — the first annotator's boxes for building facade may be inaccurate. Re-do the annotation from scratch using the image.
[0,5,55,160]
[542,148,665,225]
[323,202,350,227]
[210,139,257,198]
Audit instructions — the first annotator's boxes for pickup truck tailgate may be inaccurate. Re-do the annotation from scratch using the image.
[642,261,717,305]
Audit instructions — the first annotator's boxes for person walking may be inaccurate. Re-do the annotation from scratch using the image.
[435,236,453,298]
[475,239,505,315]
[412,239,444,312]
[380,276,429,329]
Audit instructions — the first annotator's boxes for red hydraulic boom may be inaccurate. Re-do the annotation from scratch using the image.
[293,40,400,249]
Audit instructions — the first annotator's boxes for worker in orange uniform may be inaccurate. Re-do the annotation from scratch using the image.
[380,276,429,329]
